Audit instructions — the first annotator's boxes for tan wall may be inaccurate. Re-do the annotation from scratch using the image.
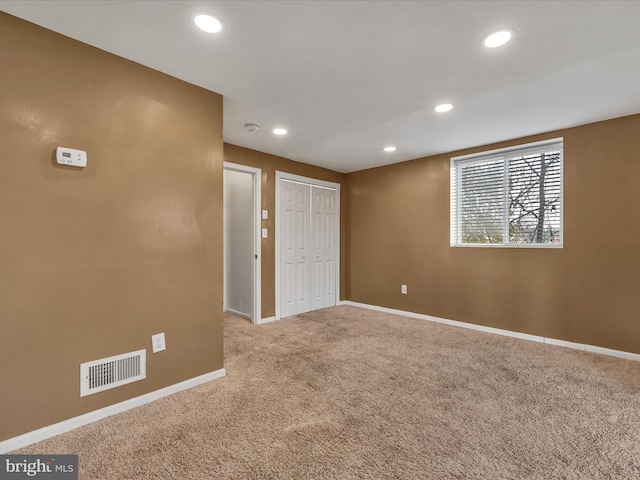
[347,114,640,354]
[223,144,346,318]
[0,13,224,441]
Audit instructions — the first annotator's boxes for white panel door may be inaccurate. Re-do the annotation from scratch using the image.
[280,181,297,318]
[294,183,311,314]
[311,187,337,310]
[279,180,311,317]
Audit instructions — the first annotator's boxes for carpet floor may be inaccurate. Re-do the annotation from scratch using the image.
[17,305,640,479]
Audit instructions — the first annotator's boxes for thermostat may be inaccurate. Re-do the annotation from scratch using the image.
[56,147,87,168]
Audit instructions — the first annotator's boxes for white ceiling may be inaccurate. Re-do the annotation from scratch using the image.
[2,1,640,173]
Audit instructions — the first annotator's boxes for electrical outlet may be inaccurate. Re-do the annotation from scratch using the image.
[401,284,407,294]
[152,333,166,353]
[262,210,269,220]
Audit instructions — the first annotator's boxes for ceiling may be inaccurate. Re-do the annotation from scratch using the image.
[2,1,640,173]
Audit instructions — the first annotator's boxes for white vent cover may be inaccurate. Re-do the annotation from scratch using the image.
[80,349,146,397]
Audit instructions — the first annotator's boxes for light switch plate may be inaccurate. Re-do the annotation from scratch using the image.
[262,210,269,220]
[152,333,166,353]
[262,228,268,238]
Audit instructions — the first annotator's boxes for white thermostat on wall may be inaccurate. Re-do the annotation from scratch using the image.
[56,146,87,168]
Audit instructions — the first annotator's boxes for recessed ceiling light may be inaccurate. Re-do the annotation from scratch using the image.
[194,14,223,33]
[482,29,513,48]
[434,103,453,113]
[383,146,396,152]
[273,128,288,135]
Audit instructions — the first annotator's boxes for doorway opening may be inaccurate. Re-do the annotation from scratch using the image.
[223,162,261,324]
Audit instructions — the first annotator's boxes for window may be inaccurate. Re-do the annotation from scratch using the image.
[450,138,562,247]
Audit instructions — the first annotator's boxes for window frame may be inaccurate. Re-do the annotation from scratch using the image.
[450,138,564,249]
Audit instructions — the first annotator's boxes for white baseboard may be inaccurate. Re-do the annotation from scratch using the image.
[256,316,276,325]
[0,368,226,454]
[341,301,640,363]
[543,338,640,362]
[224,308,251,320]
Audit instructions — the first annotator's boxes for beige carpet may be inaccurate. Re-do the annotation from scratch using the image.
[17,305,640,479]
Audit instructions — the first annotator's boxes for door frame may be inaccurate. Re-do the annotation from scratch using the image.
[275,171,341,320]
[223,162,262,325]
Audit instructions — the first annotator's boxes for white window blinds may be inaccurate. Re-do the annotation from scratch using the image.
[451,139,563,247]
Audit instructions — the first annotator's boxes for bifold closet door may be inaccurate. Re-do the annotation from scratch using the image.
[280,180,311,318]
[311,187,337,311]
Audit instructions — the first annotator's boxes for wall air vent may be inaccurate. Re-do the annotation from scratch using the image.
[80,349,146,397]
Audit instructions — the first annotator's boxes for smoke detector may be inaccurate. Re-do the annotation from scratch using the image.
[244,123,259,132]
